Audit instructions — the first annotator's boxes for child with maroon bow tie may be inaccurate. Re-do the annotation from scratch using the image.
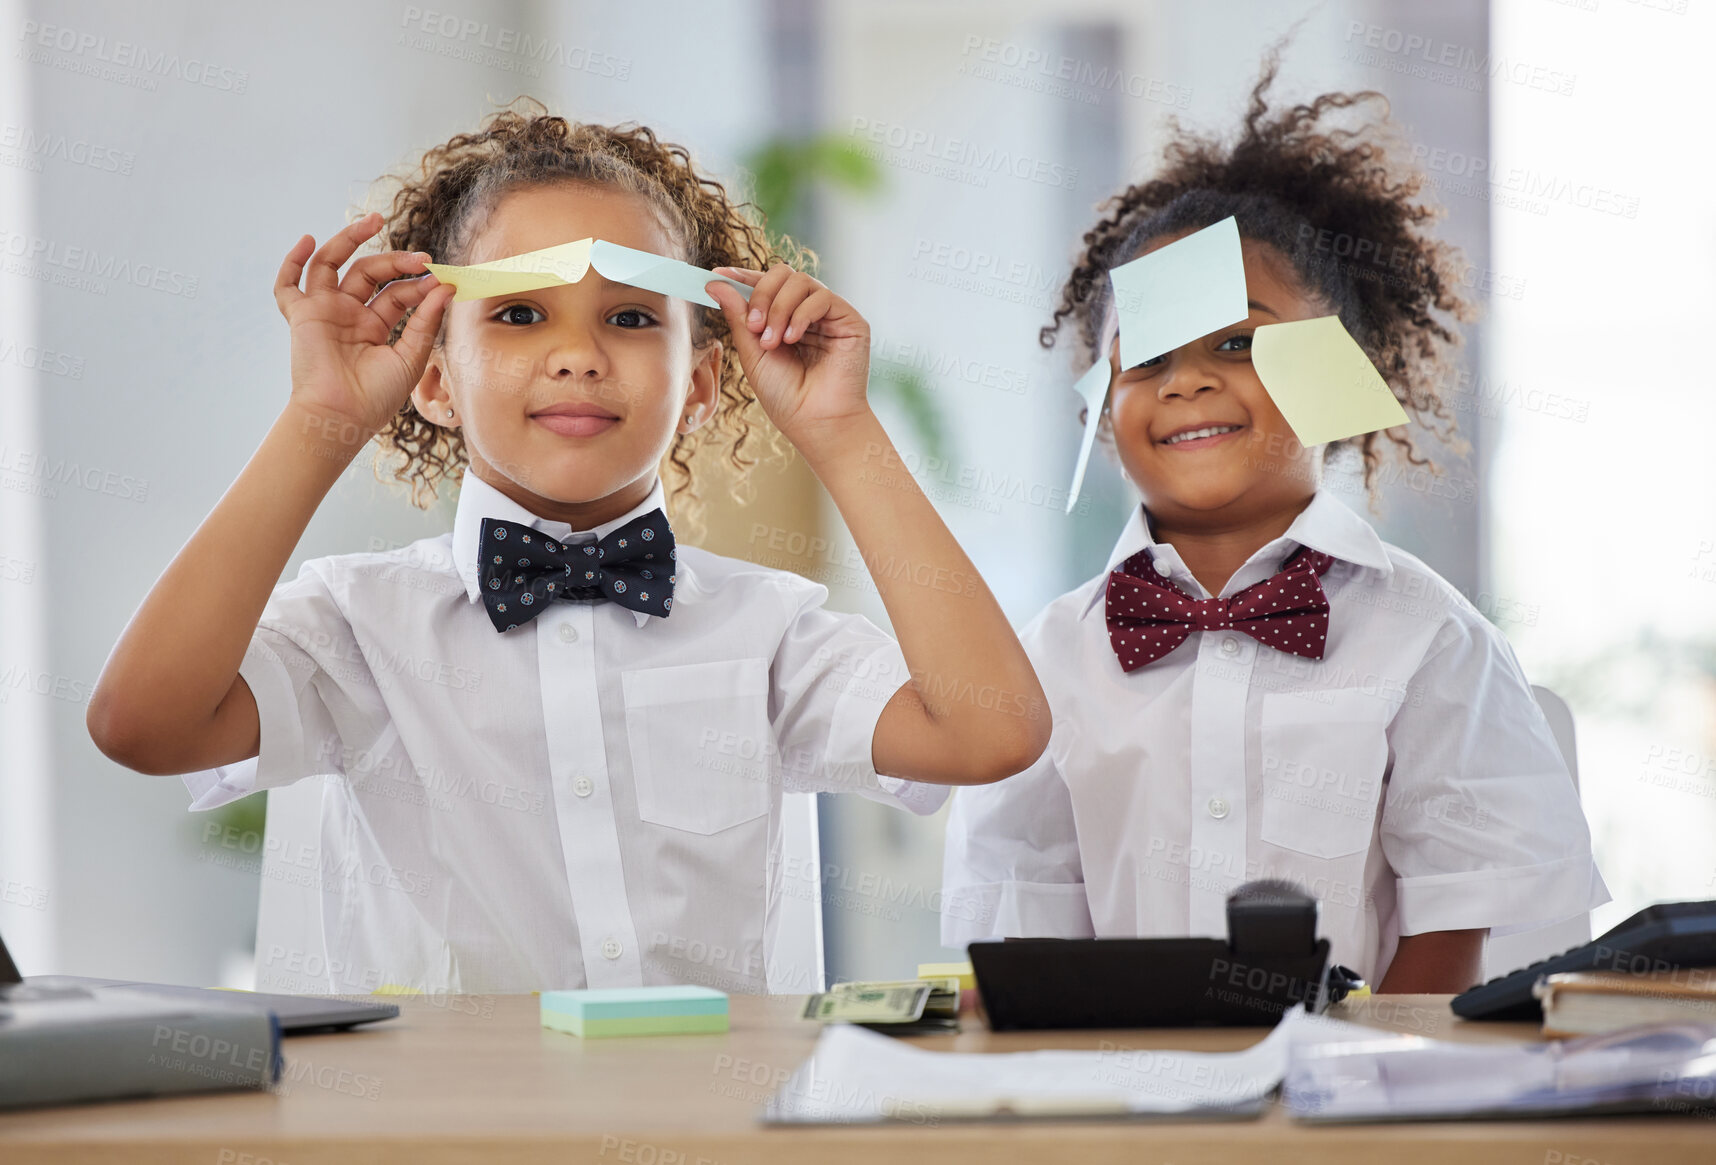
[942,56,1607,992]
[88,102,1048,995]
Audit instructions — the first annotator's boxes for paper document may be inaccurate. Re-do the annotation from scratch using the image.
[1283,1020,1716,1122]
[762,1005,1374,1124]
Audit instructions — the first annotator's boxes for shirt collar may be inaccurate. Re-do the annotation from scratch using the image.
[453,467,668,628]
[1081,489,1393,618]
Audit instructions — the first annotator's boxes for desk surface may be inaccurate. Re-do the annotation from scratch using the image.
[2,993,1711,1164]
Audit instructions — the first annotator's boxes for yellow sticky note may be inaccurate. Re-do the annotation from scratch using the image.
[917,961,976,992]
[423,237,751,308]
[1250,315,1409,446]
[425,238,594,302]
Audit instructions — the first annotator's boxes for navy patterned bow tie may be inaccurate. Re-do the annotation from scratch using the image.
[478,509,676,632]
[1105,545,1336,671]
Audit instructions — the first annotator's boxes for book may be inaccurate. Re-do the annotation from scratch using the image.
[1534,970,1716,1038]
[0,996,282,1109]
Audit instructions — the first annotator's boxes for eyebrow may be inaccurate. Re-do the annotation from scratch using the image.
[596,275,667,298]
[1247,299,1280,318]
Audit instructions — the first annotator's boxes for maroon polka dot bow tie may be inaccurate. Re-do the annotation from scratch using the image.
[1105,546,1337,672]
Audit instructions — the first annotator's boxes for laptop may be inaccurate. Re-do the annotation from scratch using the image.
[0,925,398,1034]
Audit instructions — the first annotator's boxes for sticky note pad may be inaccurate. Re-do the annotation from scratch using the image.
[540,986,729,1039]
[917,962,976,992]
[1250,315,1409,446]
[1108,216,1249,371]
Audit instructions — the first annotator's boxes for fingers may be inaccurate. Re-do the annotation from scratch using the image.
[713,263,825,351]
[783,289,834,345]
[706,281,766,377]
[367,271,442,333]
[391,281,455,378]
[341,249,433,304]
[304,210,385,296]
[274,234,316,319]
[709,265,763,288]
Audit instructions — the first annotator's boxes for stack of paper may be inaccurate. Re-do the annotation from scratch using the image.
[764,1006,1359,1123]
[540,986,728,1039]
[1283,1019,1716,1122]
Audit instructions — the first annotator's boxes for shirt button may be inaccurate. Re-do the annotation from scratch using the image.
[573,777,594,798]
[1153,559,1172,577]
[601,938,623,960]
[558,622,578,643]
[1207,796,1230,819]
[1220,636,1239,655]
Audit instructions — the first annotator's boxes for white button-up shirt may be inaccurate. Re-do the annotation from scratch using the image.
[184,468,945,994]
[942,491,1608,984]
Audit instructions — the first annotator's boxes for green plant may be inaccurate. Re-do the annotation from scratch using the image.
[740,134,947,461]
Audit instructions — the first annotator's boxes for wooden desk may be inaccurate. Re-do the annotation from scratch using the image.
[1,993,1710,1164]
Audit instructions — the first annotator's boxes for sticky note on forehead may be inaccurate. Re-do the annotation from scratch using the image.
[424,237,752,308]
[1250,316,1409,445]
[1108,216,1249,370]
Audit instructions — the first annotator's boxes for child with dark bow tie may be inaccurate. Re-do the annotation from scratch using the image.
[89,102,1048,995]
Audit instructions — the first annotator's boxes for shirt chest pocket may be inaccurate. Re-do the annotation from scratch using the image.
[622,658,774,835]
[1257,688,1393,860]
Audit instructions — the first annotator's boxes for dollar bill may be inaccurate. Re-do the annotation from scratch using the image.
[801,984,929,1024]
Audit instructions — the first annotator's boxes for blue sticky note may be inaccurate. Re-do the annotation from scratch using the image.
[1108,216,1249,370]
[1064,358,1113,513]
[589,240,753,309]
[540,986,730,1039]
[540,986,728,1020]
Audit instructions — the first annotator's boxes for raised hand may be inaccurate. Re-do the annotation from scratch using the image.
[273,210,453,443]
[706,264,873,450]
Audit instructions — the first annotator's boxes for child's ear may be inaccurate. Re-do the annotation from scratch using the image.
[410,355,459,429]
[679,338,722,434]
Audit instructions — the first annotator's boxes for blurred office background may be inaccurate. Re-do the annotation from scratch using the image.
[2,0,1710,988]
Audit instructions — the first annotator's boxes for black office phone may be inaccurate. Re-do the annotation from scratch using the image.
[1451,899,1716,1021]
[968,880,1352,1030]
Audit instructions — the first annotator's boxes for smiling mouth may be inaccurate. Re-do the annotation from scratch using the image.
[1160,424,1244,448]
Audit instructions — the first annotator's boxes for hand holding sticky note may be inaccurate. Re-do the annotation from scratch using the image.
[424,237,753,308]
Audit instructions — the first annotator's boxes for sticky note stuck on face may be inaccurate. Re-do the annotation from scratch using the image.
[1250,315,1409,446]
[1064,357,1113,513]
[588,240,750,309]
[424,237,752,307]
[1108,216,1249,371]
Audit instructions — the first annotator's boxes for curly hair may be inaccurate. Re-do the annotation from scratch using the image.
[1042,48,1478,498]
[361,97,805,530]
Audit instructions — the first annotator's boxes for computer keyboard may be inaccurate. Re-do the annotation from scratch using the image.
[1451,899,1716,1021]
